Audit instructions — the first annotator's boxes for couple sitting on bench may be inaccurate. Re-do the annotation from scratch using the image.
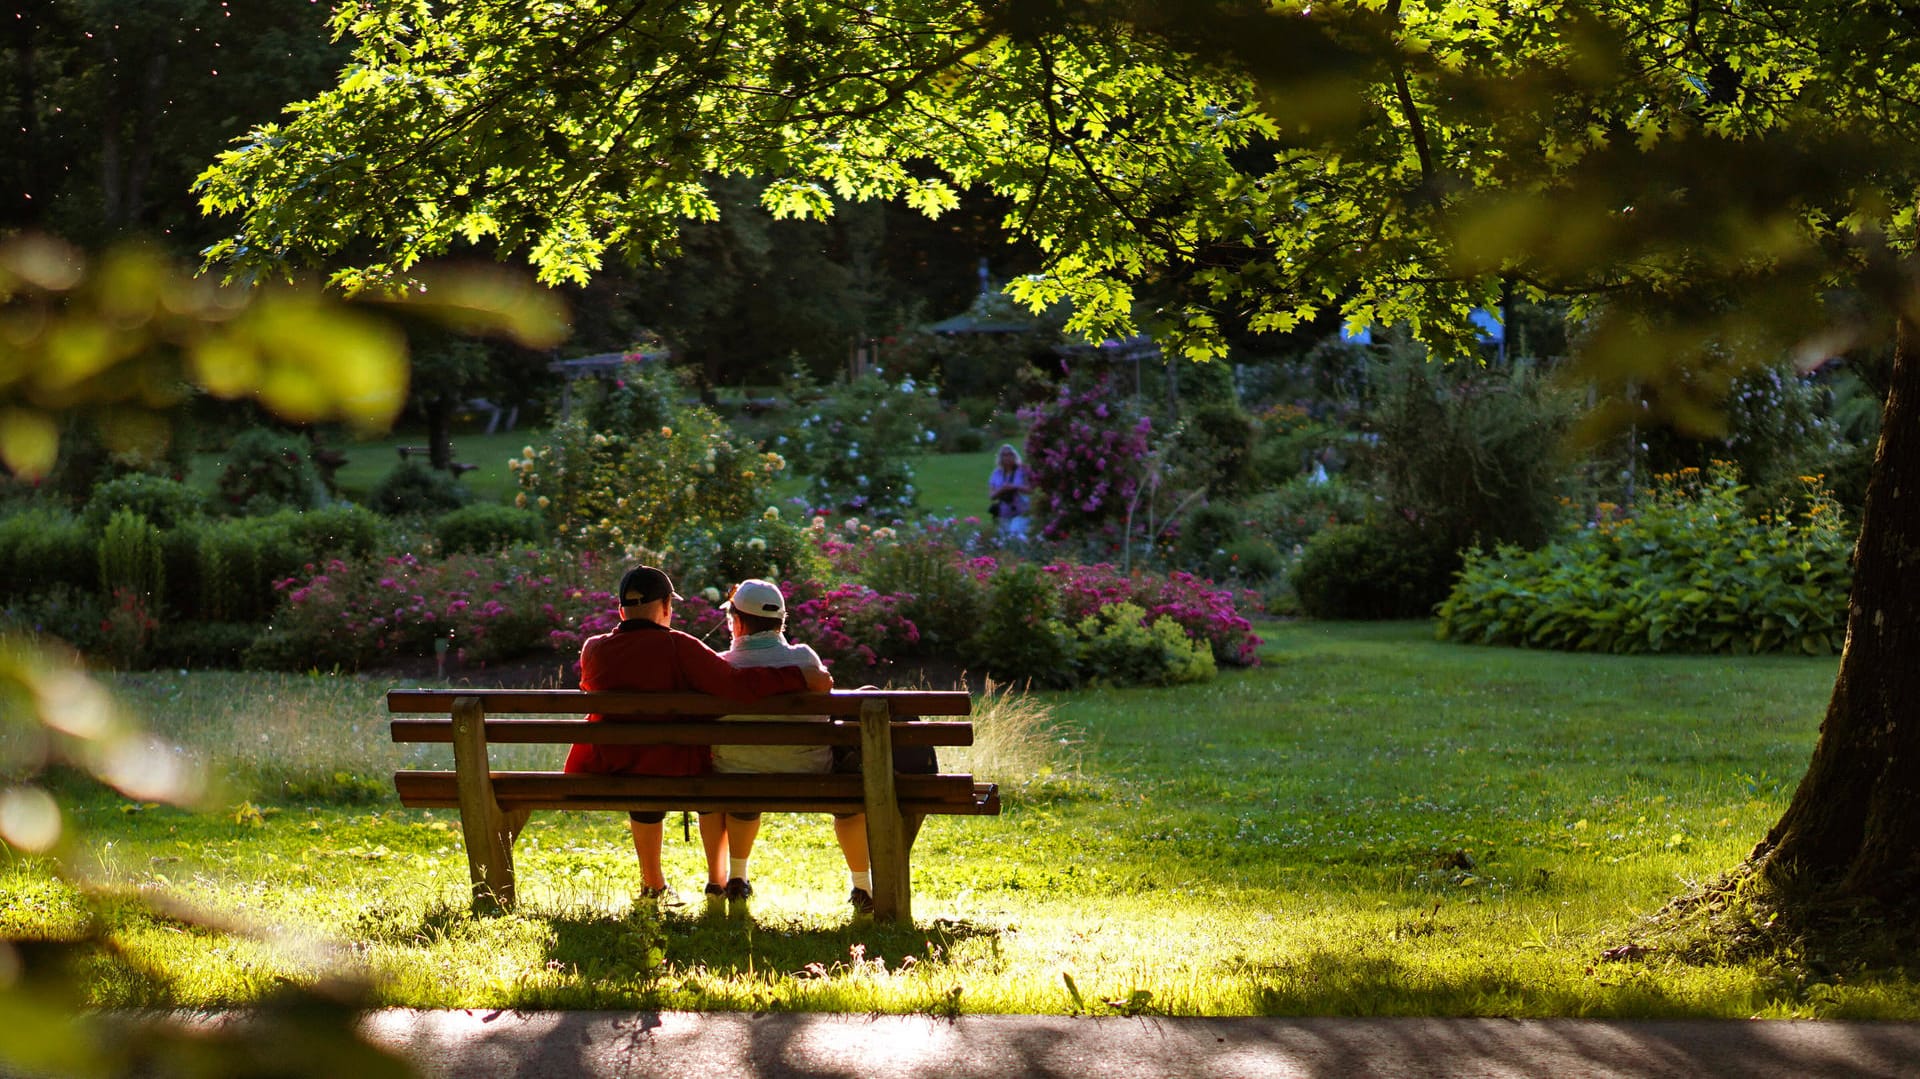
[565,565,887,916]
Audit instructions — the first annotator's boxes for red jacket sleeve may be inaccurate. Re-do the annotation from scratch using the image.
[673,633,809,699]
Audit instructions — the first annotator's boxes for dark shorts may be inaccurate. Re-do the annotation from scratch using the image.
[627,811,665,824]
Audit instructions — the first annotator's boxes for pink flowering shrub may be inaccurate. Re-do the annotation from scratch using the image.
[250,549,605,670]
[1038,561,1263,667]
[786,579,920,670]
[1020,377,1153,541]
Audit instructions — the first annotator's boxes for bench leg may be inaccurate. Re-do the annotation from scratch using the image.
[859,699,911,924]
[451,696,518,910]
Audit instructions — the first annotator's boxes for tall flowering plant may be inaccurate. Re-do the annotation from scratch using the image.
[1019,377,1153,542]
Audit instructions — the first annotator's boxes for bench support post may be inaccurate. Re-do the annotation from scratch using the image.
[858,699,910,923]
[451,695,518,909]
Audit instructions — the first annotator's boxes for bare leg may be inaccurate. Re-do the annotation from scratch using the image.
[697,812,729,888]
[834,813,870,873]
[628,819,666,891]
[727,815,762,871]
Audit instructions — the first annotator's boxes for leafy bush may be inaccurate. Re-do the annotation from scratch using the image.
[435,503,545,554]
[969,561,1078,688]
[790,372,940,516]
[165,506,389,624]
[1020,377,1153,542]
[214,429,324,515]
[1249,403,1341,491]
[1169,404,1257,498]
[1437,463,1851,654]
[1293,520,1459,620]
[82,473,207,531]
[370,460,471,517]
[248,549,586,670]
[1357,354,1575,553]
[0,584,106,653]
[785,580,923,670]
[1241,473,1373,553]
[0,507,94,600]
[664,510,830,593]
[513,380,787,552]
[151,621,256,669]
[1041,560,1264,666]
[99,509,165,610]
[862,533,983,654]
[1071,602,1216,687]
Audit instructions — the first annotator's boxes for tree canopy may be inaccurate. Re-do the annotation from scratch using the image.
[195,0,1920,925]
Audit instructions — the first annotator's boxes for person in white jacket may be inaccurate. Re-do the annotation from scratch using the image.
[711,578,877,915]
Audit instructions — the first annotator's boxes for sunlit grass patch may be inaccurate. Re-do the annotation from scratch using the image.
[9,620,1917,1018]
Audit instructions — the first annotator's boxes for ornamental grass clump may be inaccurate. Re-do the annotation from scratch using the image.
[1436,463,1852,655]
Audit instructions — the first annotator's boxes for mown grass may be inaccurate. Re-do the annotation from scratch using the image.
[6,621,1914,1018]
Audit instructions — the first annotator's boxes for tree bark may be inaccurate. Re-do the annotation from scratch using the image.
[1752,311,1920,905]
[426,398,455,471]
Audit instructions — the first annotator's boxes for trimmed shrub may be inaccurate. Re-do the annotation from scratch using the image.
[214,429,325,515]
[99,510,165,610]
[82,473,208,531]
[1293,520,1459,620]
[371,460,471,517]
[0,507,95,600]
[1437,463,1851,654]
[435,503,545,554]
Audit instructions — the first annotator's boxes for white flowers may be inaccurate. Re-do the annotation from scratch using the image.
[746,537,767,552]
[762,506,780,520]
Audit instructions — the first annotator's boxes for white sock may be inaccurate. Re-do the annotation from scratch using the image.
[850,870,873,892]
[730,857,750,882]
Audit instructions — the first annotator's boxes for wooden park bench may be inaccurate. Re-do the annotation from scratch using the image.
[386,688,998,922]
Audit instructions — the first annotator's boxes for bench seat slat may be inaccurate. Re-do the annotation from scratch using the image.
[386,688,971,717]
[394,771,999,815]
[389,718,974,747]
[395,770,979,802]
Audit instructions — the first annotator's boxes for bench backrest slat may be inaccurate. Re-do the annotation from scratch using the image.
[386,688,971,717]
[389,718,974,747]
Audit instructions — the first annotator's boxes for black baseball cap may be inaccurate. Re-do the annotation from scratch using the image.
[617,566,683,606]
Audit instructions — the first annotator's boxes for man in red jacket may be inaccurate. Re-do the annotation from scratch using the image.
[565,565,832,902]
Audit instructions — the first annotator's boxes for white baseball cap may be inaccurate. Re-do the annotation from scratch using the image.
[724,578,786,617]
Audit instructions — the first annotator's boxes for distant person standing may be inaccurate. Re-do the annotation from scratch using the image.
[988,443,1033,539]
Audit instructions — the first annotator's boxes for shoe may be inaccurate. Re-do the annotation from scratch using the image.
[724,877,753,918]
[703,882,726,916]
[640,885,685,908]
[848,887,875,915]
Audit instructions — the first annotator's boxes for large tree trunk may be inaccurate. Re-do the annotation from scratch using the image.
[1751,313,1920,904]
[426,398,455,471]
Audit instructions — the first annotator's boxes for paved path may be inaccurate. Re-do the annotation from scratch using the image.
[358,1011,1920,1079]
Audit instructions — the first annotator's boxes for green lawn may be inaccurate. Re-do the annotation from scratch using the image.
[8,621,1909,1018]
[188,430,537,507]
